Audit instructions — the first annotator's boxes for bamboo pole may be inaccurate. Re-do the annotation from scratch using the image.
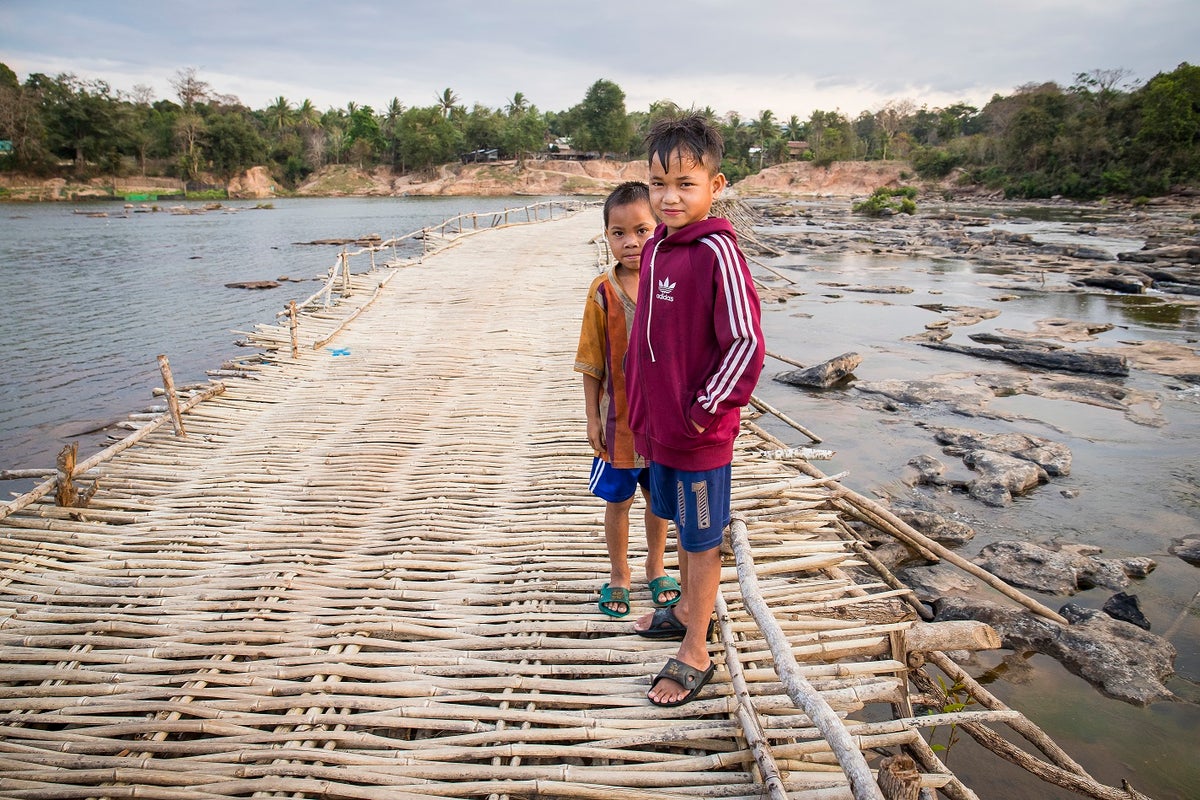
[0,469,56,480]
[339,250,352,297]
[288,300,299,359]
[156,354,186,437]
[715,593,788,800]
[747,253,797,284]
[749,394,822,443]
[765,348,806,370]
[728,515,886,800]
[912,655,1153,800]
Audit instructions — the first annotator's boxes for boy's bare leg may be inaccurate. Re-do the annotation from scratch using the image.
[602,497,635,614]
[645,545,719,705]
[640,489,677,603]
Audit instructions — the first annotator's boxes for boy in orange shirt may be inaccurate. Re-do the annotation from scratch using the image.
[575,182,679,618]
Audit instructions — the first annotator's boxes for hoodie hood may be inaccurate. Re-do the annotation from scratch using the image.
[655,216,736,249]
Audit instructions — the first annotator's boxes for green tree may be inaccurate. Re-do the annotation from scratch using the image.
[462,103,503,155]
[1131,62,1200,186]
[569,79,631,155]
[505,92,529,116]
[174,110,206,181]
[345,104,382,166]
[397,105,462,171]
[784,115,806,143]
[295,99,324,169]
[807,109,856,165]
[500,103,547,164]
[36,73,120,174]
[0,66,51,172]
[204,109,266,179]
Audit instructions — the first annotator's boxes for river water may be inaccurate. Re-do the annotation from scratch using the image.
[1,196,1196,799]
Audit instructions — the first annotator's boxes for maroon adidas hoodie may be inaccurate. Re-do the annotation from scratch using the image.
[626,217,765,471]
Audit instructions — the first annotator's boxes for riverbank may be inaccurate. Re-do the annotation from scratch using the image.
[1,159,938,202]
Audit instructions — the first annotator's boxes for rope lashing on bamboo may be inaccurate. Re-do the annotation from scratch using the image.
[727,514,887,800]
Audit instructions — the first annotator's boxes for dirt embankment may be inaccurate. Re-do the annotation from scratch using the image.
[294,159,651,198]
[295,159,917,199]
[1,159,921,202]
[735,160,917,197]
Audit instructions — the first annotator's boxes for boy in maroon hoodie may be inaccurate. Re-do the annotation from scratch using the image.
[628,113,765,707]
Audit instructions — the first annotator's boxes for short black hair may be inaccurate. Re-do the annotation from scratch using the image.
[645,112,724,176]
[603,181,651,227]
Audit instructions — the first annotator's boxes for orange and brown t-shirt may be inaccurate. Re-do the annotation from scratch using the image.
[574,268,643,469]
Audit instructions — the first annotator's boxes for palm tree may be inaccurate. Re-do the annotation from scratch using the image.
[266,96,293,131]
[436,88,460,118]
[505,92,529,116]
[296,99,321,130]
[785,114,805,142]
[293,99,324,168]
[751,109,776,168]
[383,97,405,169]
[385,97,405,122]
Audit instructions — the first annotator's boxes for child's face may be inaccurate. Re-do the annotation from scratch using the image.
[649,150,727,235]
[605,201,657,271]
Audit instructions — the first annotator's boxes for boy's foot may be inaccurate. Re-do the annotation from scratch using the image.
[633,606,715,640]
[648,575,681,607]
[633,605,686,638]
[648,656,716,707]
[598,583,631,618]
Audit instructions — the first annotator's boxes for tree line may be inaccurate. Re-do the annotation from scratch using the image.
[0,62,1196,199]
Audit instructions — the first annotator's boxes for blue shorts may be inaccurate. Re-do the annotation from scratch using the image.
[648,462,731,553]
[588,457,650,503]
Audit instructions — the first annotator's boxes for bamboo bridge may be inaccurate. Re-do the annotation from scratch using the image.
[0,204,1150,800]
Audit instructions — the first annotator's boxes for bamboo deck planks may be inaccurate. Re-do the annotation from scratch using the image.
[0,206,1080,800]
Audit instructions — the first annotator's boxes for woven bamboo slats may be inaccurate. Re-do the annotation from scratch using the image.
[0,208,956,799]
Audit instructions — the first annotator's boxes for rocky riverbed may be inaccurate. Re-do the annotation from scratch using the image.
[746,192,1200,716]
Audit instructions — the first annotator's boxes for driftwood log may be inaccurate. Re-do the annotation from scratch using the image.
[920,340,1129,376]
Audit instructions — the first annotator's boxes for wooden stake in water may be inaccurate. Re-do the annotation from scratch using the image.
[288,300,299,359]
[54,442,98,509]
[157,354,187,437]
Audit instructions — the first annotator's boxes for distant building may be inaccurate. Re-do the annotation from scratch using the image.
[543,136,599,161]
[461,148,499,164]
[787,141,810,159]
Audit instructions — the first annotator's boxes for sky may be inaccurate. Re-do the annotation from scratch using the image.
[1,0,1196,120]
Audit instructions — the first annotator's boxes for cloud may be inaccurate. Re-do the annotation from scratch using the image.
[1,0,1195,118]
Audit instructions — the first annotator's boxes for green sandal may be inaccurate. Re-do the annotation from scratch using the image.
[598,583,631,618]
[649,575,681,607]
